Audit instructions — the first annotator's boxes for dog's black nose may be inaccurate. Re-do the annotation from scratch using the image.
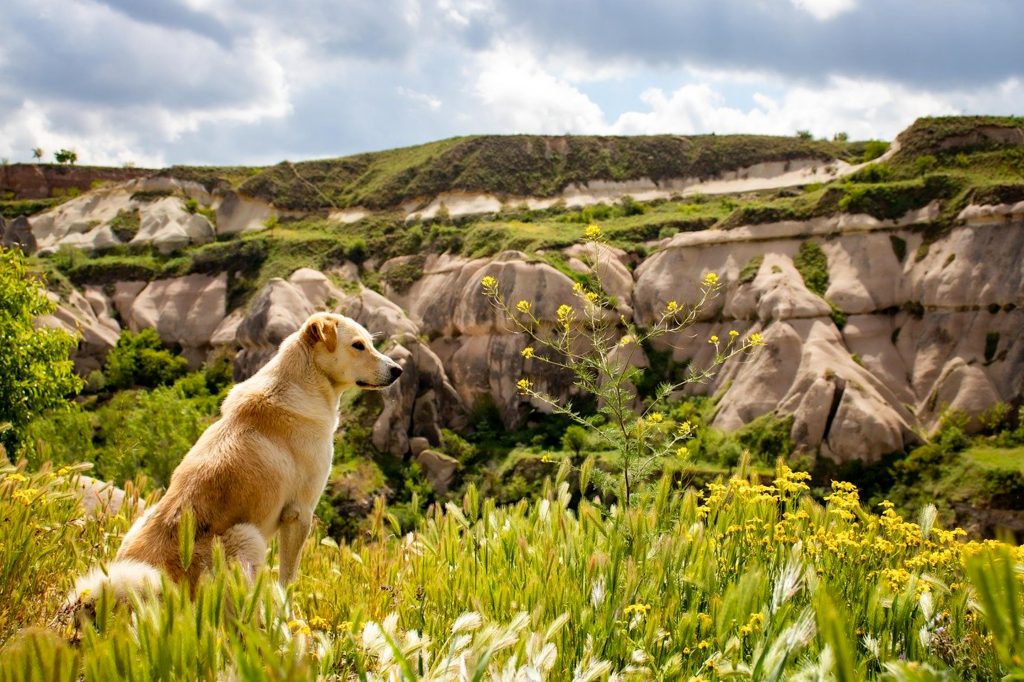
[389,365,403,382]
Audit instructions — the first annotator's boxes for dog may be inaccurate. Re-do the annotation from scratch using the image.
[68,312,402,607]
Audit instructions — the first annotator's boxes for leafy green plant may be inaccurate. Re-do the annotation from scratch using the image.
[104,329,189,390]
[0,247,81,452]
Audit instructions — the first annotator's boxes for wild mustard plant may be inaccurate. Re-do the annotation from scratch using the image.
[482,226,764,504]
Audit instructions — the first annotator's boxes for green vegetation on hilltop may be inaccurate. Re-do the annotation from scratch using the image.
[178,133,855,212]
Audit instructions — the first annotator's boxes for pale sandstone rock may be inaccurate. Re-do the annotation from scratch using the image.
[37,289,121,373]
[111,281,148,322]
[128,274,227,364]
[216,191,274,235]
[414,449,459,494]
[74,475,144,517]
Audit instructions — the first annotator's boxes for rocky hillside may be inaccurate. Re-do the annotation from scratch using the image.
[7,116,1024,467]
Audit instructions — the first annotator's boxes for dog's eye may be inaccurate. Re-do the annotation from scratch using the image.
[352,340,366,351]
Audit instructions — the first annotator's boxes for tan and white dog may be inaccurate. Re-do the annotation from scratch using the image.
[70,312,402,605]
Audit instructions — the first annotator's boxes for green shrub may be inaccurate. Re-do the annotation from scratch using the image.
[738,255,764,284]
[109,209,141,242]
[735,413,794,461]
[381,258,425,293]
[104,328,189,390]
[862,140,890,162]
[441,429,477,461]
[793,241,829,296]
[561,425,590,458]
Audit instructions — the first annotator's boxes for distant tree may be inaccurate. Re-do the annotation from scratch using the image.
[54,149,78,165]
[796,130,814,141]
[31,147,43,161]
[833,132,849,142]
[0,246,82,453]
[562,425,590,458]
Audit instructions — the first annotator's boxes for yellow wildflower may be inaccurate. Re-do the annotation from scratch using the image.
[666,300,680,313]
[541,453,555,463]
[648,412,664,423]
[584,224,602,240]
[287,619,312,637]
[623,603,651,616]
[12,488,38,505]
[521,346,535,359]
[515,300,531,314]
[728,329,739,337]
[308,616,330,631]
[4,473,28,484]
[709,335,719,345]
[619,335,633,346]
[557,304,575,327]
[749,332,765,346]
[516,378,532,393]
[703,272,720,287]
[480,275,497,290]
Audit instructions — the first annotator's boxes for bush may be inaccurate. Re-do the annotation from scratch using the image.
[561,425,590,458]
[793,240,829,296]
[109,209,141,242]
[862,140,890,162]
[738,254,764,284]
[104,328,189,390]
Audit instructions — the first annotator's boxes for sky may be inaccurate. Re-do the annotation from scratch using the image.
[0,0,1021,167]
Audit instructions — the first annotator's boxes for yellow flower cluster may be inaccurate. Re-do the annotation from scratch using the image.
[556,304,575,327]
[624,602,651,617]
[11,488,39,506]
[584,224,602,240]
[515,300,531,314]
[516,378,532,393]
[480,275,497,291]
[287,619,312,637]
[738,612,765,637]
[521,346,535,359]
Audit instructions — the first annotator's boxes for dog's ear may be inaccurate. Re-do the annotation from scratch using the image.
[303,315,338,353]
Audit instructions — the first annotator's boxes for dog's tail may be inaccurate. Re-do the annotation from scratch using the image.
[69,559,163,607]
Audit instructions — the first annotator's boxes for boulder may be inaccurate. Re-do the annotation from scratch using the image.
[37,288,121,374]
[415,449,458,494]
[1,216,37,252]
[216,191,274,235]
[127,274,228,365]
[73,475,144,517]
[409,437,431,456]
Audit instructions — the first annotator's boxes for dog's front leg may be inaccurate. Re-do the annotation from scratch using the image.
[278,503,312,586]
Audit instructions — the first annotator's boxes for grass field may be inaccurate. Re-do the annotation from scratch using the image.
[1,462,1022,680]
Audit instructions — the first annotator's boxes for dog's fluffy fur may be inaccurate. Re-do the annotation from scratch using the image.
[69,312,401,606]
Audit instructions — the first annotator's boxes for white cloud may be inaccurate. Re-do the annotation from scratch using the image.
[397,86,442,111]
[0,100,166,167]
[790,0,858,21]
[606,75,960,140]
[471,45,605,133]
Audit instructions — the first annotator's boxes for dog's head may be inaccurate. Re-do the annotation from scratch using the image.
[301,312,402,390]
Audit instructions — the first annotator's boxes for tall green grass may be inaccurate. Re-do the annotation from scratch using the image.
[1,461,1021,680]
